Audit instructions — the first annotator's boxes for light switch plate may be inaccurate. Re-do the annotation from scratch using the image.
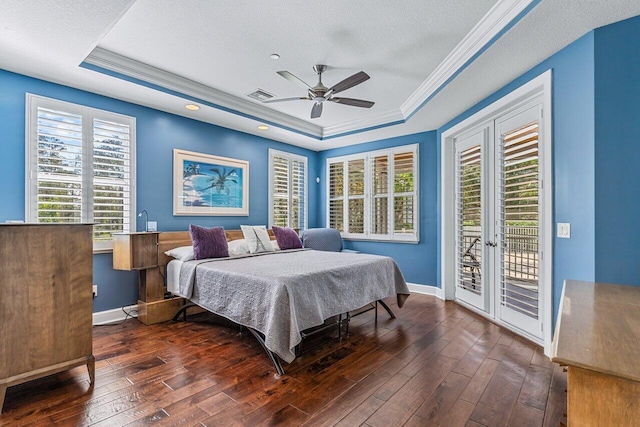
[147,221,157,232]
[557,222,571,238]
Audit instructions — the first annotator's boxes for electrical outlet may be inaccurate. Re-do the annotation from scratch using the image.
[557,223,571,239]
[92,285,98,298]
[147,221,157,232]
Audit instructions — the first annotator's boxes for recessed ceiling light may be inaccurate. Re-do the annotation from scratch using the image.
[185,104,200,111]
[270,54,280,60]
[257,125,269,131]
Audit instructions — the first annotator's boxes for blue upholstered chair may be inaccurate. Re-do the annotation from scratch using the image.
[301,228,358,253]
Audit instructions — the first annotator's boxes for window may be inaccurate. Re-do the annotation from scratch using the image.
[327,143,419,242]
[26,94,136,251]
[268,149,308,231]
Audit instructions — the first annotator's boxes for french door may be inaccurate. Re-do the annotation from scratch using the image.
[455,127,490,312]
[455,100,545,342]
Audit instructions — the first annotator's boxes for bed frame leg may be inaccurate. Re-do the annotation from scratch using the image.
[377,300,396,319]
[341,313,350,338]
[346,313,351,336]
[172,302,198,321]
[246,327,285,376]
[338,313,350,340]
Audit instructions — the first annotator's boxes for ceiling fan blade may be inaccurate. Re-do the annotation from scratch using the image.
[330,97,375,108]
[328,71,370,94]
[262,97,309,103]
[310,102,323,119]
[277,70,313,91]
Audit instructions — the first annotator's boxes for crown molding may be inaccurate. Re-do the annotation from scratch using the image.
[400,0,536,117]
[83,47,323,138]
[82,0,536,142]
[322,109,406,138]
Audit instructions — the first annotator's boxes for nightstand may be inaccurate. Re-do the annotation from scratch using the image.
[113,232,183,324]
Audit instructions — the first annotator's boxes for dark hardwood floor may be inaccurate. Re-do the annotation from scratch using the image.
[0,294,566,426]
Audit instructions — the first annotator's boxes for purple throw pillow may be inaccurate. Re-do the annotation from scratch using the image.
[272,226,302,250]
[189,225,229,260]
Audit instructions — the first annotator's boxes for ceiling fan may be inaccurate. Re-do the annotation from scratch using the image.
[263,64,374,119]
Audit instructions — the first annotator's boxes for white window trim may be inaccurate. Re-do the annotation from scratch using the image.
[326,143,419,243]
[268,148,308,231]
[25,94,137,253]
[441,70,553,355]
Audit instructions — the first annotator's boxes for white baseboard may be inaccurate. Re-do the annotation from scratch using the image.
[93,285,443,325]
[92,304,138,326]
[406,282,445,300]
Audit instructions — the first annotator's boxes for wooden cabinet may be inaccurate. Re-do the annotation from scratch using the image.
[113,232,160,270]
[551,280,640,426]
[0,224,94,413]
[113,232,182,325]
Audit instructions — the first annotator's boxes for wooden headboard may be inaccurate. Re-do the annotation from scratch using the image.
[156,229,276,267]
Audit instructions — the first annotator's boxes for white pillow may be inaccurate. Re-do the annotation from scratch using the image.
[164,245,195,261]
[271,240,280,251]
[228,239,250,256]
[240,225,274,253]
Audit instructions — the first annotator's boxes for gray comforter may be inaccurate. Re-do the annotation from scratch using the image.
[176,249,410,363]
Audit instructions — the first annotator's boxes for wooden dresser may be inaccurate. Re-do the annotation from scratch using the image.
[0,224,94,413]
[551,280,640,426]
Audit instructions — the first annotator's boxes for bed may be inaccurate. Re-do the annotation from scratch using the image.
[162,229,410,374]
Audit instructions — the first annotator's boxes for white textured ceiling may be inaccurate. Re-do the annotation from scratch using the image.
[97,0,495,127]
[1,0,639,150]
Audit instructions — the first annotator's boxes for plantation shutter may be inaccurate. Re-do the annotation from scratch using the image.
[291,157,306,231]
[326,143,418,242]
[347,159,365,234]
[393,151,415,234]
[27,95,136,251]
[92,118,132,241]
[371,155,389,235]
[499,121,540,318]
[268,149,308,231]
[272,154,290,227]
[328,161,344,232]
[456,143,483,298]
[35,106,84,223]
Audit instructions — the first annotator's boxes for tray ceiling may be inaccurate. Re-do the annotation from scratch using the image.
[1,0,640,149]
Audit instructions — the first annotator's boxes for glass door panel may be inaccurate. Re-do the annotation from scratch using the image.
[455,129,488,311]
[496,105,543,340]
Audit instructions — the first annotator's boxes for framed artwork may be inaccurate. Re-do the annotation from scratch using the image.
[173,149,249,216]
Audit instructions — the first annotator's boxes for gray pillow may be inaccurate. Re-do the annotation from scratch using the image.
[240,225,274,253]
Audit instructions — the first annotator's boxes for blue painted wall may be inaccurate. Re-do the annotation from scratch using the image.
[0,69,320,312]
[594,15,640,285]
[317,132,438,287]
[3,13,639,322]
[436,32,597,323]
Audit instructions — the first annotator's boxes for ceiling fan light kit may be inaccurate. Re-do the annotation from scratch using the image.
[263,64,375,119]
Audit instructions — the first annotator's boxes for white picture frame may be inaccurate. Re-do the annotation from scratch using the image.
[173,149,249,216]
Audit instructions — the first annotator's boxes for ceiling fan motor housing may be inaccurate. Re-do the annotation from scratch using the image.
[312,64,327,74]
